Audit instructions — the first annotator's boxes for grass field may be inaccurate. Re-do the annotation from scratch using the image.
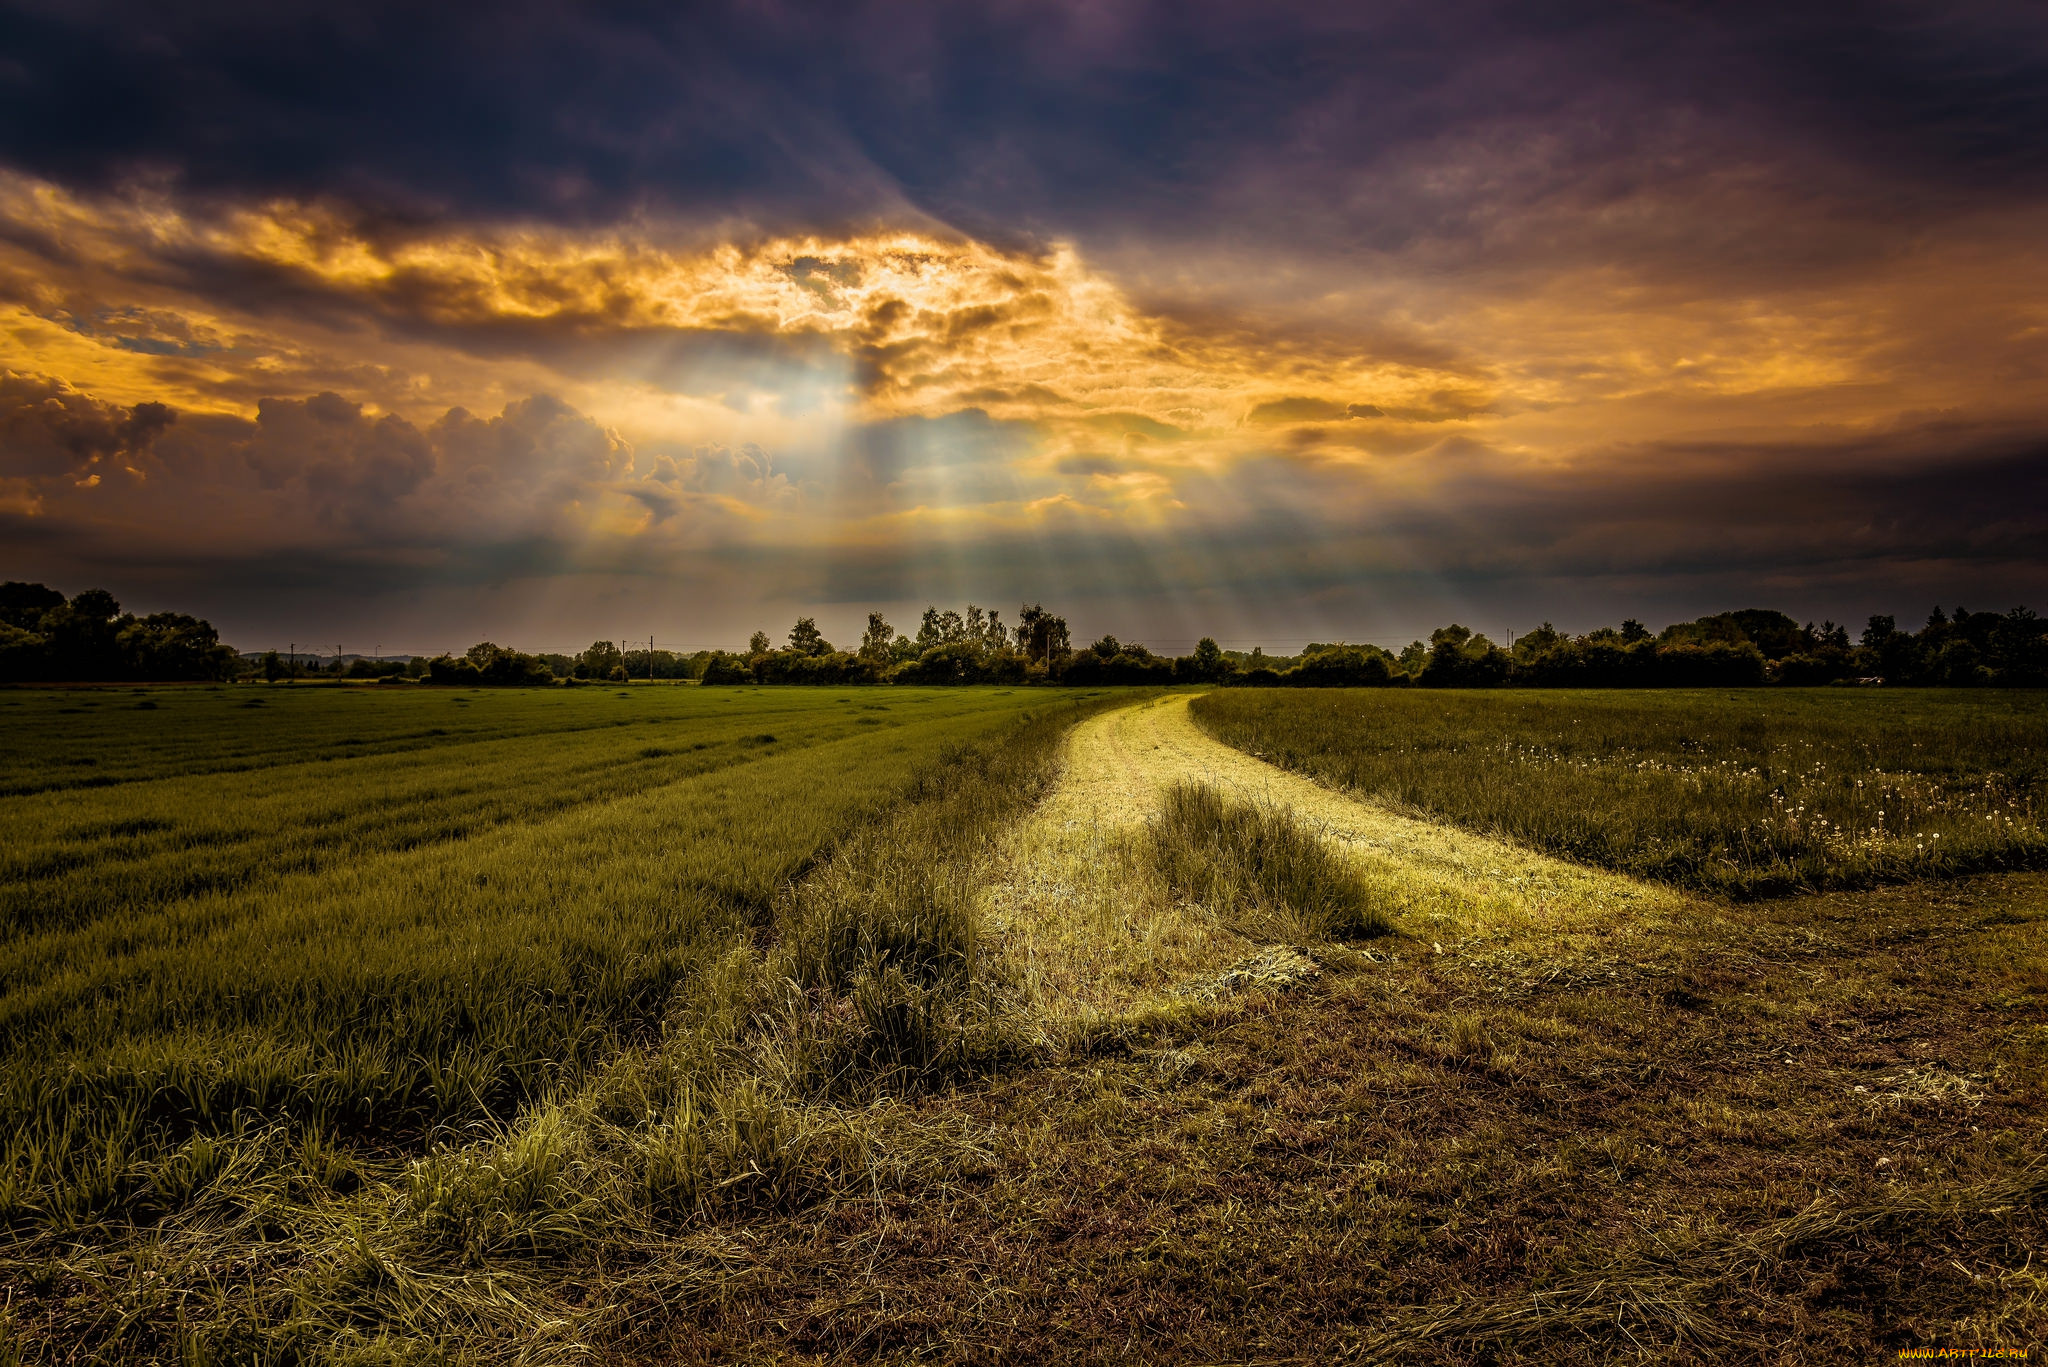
[0,685,1063,1234]
[1190,687,2048,897]
[3,683,2044,1364]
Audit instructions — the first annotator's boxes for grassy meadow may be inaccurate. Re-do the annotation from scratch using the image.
[1191,687,2048,897]
[0,682,1095,1345]
[1,681,2042,1364]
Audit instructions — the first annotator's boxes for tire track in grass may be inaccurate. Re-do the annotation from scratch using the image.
[981,693,1688,1026]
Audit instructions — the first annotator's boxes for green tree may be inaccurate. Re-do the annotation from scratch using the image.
[41,589,125,680]
[0,581,63,631]
[577,639,626,679]
[1180,636,1230,681]
[0,623,45,681]
[118,612,235,680]
[1430,623,1472,651]
[964,604,1007,650]
[859,611,896,661]
[1015,604,1071,662]
[748,630,772,656]
[916,607,964,650]
[787,617,832,656]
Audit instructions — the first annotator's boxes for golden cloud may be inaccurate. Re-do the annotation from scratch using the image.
[4,169,2045,552]
[0,174,1469,442]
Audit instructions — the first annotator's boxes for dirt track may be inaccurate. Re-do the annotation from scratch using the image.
[978,693,1682,1023]
[1046,692,1677,923]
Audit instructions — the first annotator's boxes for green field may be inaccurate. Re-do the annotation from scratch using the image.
[3,683,2043,1364]
[1191,687,2048,897]
[0,684,1063,1229]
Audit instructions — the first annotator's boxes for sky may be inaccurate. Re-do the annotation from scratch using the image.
[2,0,2045,655]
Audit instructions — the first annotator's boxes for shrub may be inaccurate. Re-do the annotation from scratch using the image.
[1288,645,1393,687]
[699,653,753,684]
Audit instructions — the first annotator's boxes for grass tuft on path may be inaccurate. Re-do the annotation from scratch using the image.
[1151,782,1392,941]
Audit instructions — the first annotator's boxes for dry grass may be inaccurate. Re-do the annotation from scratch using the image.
[9,688,2045,1363]
[565,696,2048,1364]
[971,699,1249,1029]
[599,871,2048,1364]
[1149,781,1393,941]
[973,695,1685,1035]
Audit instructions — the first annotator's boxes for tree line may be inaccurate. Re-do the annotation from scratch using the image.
[3,580,2042,687]
[0,583,237,682]
[694,603,2047,689]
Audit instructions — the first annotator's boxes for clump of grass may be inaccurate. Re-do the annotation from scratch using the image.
[1443,1012,1500,1068]
[1151,782,1391,940]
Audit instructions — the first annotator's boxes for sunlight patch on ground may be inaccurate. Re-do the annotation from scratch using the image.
[978,692,1692,1029]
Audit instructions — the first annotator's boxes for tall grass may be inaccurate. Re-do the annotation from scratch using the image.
[1190,688,2048,897]
[0,686,1047,1232]
[1151,782,1391,939]
[0,690,1123,1362]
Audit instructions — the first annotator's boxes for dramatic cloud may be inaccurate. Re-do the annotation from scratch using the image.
[0,0,2043,648]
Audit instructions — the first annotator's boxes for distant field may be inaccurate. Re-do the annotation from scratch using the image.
[0,683,1051,1229]
[1190,688,2048,897]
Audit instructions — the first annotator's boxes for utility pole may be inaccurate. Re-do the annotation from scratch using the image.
[649,635,655,682]
[288,641,295,683]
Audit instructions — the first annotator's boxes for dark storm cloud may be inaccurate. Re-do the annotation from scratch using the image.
[1211,421,2048,597]
[2,1,2043,242]
[2,0,2044,649]
[0,382,647,558]
[0,373,174,475]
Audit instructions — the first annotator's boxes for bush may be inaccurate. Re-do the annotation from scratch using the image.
[425,655,483,685]
[699,653,754,685]
[1288,645,1393,687]
[1653,641,1767,687]
[755,650,888,685]
[424,643,557,686]
[890,642,1029,685]
[1420,636,1512,688]
[1057,649,1176,686]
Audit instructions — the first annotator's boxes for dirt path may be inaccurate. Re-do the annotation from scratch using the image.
[982,693,1683,1025]
[1061,693,1672,913]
